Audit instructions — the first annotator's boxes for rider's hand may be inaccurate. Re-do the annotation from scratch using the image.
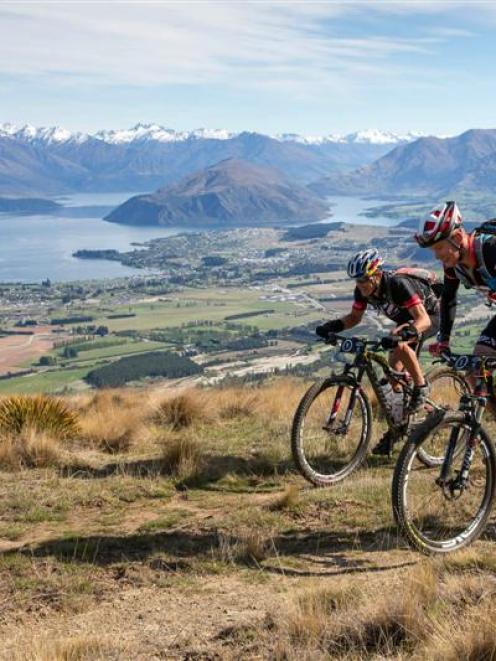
[315,320,343,339]
[391,323,407,336]
[428,341,450,357]
[381,336,399,350]
[392,323,419,342]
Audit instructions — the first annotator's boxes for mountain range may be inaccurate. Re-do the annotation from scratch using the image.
[0,123,425,196]
[311,129,496,197]
[105,159,329,226]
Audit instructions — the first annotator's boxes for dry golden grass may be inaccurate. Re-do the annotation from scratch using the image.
[160,430,205,481]
[154,390,212,430]
[427,606,496,661]
[77,389,154,453]
[153,379,308,430]
[214,387,261,420]
[0,427,63,469]
[0,378,495,658]
[9,635,115,661]
[263,563,441,658]
[269,483,301,511]
[218,527,273,566]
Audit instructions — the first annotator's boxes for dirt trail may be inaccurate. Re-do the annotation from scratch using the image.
[0,549,420,660]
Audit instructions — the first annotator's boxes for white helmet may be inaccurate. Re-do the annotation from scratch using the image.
[415,201,463,247]
[347,249,384,279]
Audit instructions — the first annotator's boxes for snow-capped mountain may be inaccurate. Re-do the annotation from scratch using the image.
[0,122,431,196]
[276,129,427,145]
[0,122,428,147]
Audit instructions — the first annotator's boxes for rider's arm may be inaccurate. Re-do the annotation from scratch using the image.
[342,286,367,329]
[405,302,431,335]
[439,270,460,342]
[342,306,364,329]
[389,276,431,335]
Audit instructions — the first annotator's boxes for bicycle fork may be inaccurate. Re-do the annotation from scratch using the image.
[436,394,485,498]
[323,368,364,434]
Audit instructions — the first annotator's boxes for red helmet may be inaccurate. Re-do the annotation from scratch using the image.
[415,201,463,247]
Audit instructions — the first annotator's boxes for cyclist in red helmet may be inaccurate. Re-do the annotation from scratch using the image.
[415,200,496,360]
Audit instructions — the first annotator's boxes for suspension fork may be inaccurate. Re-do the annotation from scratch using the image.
[437,393,484,491]
[324,366,365,432]
[457,396,486,489]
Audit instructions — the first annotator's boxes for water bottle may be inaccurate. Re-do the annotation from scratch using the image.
[391,389,404,423]
[378,378,394,411]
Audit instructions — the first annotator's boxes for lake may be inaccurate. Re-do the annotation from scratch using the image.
[0,192,396,283]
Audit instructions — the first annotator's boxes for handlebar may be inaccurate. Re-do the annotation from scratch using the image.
[321,332,401,354]
[439,349,496,372]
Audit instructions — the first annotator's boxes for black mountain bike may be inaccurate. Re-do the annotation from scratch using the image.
[392,350,496,554]
[291,333,468,487]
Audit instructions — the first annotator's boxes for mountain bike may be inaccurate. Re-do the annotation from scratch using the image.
[392,350,496,554]
[291,333,468,487]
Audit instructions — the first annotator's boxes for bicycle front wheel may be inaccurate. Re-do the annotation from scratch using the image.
[392,412,496,554]
[416,366,471,468]
[291,376,371,487]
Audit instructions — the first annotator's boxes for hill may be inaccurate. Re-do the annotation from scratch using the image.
[105,159,329,226]
[0,383,494,658]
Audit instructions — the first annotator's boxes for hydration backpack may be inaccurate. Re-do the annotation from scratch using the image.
[466,220,496,292]
[385,267,441,312]
[393,267,438,289]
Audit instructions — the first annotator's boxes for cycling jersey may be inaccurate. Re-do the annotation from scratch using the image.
[439,233,496,342]
[353,271,439,326]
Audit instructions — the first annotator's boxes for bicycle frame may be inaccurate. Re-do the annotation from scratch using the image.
[327,338,418,436]
[436,353,496,497]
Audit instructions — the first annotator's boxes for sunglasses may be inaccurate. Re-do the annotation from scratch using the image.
[356,276,372,284]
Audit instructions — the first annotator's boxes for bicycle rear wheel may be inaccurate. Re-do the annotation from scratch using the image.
[392,411,496,554]
[291,376,371,487]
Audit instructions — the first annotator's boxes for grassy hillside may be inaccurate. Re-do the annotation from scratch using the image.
[0,380,495,658]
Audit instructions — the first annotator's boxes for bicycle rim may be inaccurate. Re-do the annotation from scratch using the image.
[417,368,470,467]
[291,378,371,486]
[393,414,495,553]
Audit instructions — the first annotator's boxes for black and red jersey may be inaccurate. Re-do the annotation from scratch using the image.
[353,271,437,325]
[439,233,496,341]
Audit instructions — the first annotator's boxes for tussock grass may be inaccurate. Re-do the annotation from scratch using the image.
[439,547,496,574]
[160,431,205,481]
[216,388,261,420]
[154,391,211,430]
[153,379,307,430]
[218,528,273,566]
[78,389,152,453]
[0,395,78,440]
[265,563,440,658]
[427,606,496,661]
[0,427,63,469]
[270,484,301,511]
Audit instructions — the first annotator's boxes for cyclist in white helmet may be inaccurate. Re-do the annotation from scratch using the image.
[316,248,439,454]
[415,200,496,361]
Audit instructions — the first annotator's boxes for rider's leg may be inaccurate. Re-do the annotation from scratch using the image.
[388,350,405,392]
[472,317,496,416]
[390,343,425,386]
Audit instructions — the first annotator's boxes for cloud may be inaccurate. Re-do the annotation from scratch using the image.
[0,1,476,96]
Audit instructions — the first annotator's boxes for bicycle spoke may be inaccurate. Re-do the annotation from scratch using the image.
[292,379,370,486]
[399,419,493,551]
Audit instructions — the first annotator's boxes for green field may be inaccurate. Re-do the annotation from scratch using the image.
[0,366,90,394]
[59,340,170,366]
[56,288,323,334]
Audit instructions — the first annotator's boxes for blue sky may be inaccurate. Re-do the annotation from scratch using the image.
[1,1,496,136]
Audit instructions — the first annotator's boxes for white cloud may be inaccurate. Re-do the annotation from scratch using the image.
[0,1,476,96]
